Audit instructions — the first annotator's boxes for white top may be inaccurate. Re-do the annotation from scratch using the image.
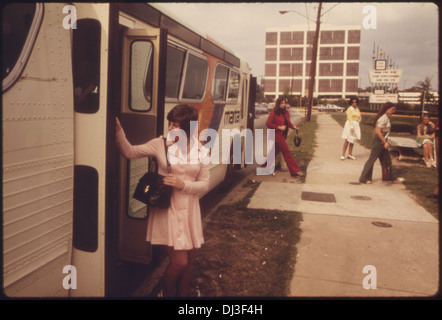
[376,114,391,136]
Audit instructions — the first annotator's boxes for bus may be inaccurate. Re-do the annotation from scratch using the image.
[2,2,256,297]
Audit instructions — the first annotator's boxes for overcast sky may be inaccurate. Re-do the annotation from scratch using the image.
[153,2,439,91]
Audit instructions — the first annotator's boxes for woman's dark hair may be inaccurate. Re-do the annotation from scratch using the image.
[167,104,199,137]
[273,97,287,115]
[349,96,359,105]
[372,102,395,127]
[343,96,359,112]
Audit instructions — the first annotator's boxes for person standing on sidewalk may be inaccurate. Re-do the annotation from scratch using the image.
[340,97,361,160]
[262,97,303,177]
[359,102,405,184]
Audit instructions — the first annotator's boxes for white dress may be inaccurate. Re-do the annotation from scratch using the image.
[341,106,361,143]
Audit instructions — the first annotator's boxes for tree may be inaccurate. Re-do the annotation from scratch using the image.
[417,76,434,116]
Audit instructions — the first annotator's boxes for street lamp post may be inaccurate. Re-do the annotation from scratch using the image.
[306,2,322,122]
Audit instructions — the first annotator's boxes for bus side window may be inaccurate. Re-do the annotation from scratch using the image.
[2,3,41,92]
[182,53,208,100]
[165,45,186,100]
[227,70,240,102]
[212,65,228,102]
[72,19,101,113]
[129,40,153,112]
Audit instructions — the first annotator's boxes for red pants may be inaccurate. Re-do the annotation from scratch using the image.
[262,133,300,175]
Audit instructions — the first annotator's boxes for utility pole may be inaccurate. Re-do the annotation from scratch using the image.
[306,2,322,121]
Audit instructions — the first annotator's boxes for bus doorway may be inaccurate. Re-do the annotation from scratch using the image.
[115,26,167,265]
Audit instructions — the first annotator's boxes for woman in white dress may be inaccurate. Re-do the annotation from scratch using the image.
[341,97,361,160]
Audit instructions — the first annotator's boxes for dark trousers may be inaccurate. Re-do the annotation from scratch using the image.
[359,135,396,183]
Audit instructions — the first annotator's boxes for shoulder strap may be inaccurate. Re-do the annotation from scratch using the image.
[163,137,171,173]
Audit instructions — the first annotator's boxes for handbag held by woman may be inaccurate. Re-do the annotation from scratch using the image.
[133,138,172,208]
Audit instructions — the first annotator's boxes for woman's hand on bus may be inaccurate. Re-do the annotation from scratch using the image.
[116,117,122,132]
[278,125,287,131]
[163,174,185,190]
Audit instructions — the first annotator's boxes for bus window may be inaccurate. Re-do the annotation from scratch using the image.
[227,70,240,102]
[2,3,42,92]
[72,19,101,113]
[129,40,153,112]
[212,64,228,102]
[182,53,208,100]
[165,45,185,100]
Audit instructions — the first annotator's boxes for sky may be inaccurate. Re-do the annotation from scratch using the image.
[152,2,439,91]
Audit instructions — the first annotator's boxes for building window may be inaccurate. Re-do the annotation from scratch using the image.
[320,47,344,60]
[265,48,277,61]
[321,30,345,44]
[306,47,313,60]
[266,32,277,45]
[347,47,360,60]
[346,63,359,76]
[280,31,304,45]
[318,79,342,92]
[279,79,302,93]
[306,31,315,45]
[346,79,358,92]
[348,30,360,44]
[279,79,291,93]
[280,48,303,61]
[330,79,343,92]
[319,63,343,76]
[279,63,303,77]
[265,64,277,77]
[264,79,276,92]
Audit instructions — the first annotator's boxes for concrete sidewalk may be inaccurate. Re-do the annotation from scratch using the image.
[248,113,439,297]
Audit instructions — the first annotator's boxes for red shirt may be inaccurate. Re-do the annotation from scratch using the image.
[266,110,295,136]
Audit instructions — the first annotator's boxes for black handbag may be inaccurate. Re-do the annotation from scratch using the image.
[294,129,302,147]
[133,138,173,209]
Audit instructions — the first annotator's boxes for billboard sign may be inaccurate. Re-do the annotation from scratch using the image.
[369,69,402,83]
[369,93,399,103]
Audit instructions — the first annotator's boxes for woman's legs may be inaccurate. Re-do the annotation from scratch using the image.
[348,142,354,157]
[342,140,349,157]
[164,247,194,297]
[276,136,301,175]
[379,148,397,181]
[360,137,383,183]
[423,141,434,165]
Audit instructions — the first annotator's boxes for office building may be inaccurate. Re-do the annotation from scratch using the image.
[264,24,361,100]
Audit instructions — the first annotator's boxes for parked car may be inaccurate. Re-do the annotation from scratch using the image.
[315,104,344,112]
[328,104,344,112]
[255,104,269,114]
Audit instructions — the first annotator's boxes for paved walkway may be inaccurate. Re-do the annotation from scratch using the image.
[248,113,439,297]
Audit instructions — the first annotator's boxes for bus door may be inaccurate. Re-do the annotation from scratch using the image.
[117,27,167,264]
